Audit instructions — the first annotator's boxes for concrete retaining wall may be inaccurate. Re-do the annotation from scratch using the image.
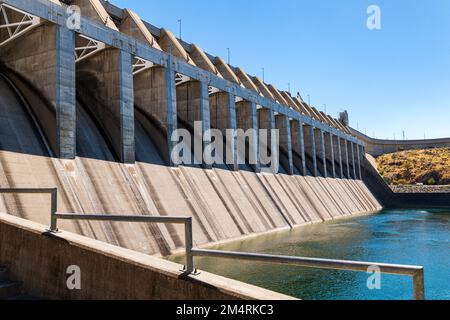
[362,155,450,208]
[0,212,292,300]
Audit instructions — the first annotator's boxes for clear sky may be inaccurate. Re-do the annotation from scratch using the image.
[111,0,450,140]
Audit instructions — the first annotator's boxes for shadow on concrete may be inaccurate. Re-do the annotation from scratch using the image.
[0,67,55,158]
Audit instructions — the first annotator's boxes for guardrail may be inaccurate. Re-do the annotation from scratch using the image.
[0,188,57,216]
[0,187,425,300]
[50,213,195,273]
[192,248,425,300]
[49,211,425,300]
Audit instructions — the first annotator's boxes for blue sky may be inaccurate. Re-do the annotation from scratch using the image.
[111,0,450,140]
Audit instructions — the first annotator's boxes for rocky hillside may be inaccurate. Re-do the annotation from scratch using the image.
[376,148,450,185]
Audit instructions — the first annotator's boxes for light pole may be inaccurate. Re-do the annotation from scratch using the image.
[178,19,182,41]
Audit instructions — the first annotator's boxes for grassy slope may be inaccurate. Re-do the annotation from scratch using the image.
[376,148,450,185]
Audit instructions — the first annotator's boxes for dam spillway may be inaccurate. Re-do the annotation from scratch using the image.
[0,0,381,257]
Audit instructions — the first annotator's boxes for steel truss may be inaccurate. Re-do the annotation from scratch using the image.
[133,57,153,75]
[175,72,190,86]
[75,34,106,63]
[0,3,40,47]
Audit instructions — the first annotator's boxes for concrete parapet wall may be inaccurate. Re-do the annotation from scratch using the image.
[391,185,450,193]
[352,129,450,157]
[0,212,292,300]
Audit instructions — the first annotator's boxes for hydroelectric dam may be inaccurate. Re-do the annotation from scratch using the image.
[0,0,437,300]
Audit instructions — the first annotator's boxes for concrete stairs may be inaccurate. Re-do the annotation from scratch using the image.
[0,265,38,300]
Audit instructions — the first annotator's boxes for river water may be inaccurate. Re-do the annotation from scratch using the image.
[171,209,450,300]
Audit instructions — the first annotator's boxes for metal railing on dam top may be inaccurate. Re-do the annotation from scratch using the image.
[0,188,58,215]
[0,188,425,300]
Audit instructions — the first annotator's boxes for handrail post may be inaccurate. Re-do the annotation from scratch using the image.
[184,217,194,273]
[50,188,58,232]
[413,269,425,300]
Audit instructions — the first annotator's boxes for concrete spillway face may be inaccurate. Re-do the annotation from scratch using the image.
[76,101,116,162]
[0,42,166,166]
[76,94,167,165]
[0,71,63,219]
[0,73,49,157]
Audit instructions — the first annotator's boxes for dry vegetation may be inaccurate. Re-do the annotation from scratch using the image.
[376,148,450,185]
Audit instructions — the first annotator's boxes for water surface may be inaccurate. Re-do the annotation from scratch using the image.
[171,209,450,300]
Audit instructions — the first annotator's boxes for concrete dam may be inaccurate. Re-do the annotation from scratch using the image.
[0,0,381,261]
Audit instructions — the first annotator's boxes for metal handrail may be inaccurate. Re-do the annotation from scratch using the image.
[191,248,425,300]
[0,188,57,216]
[0,188,425,300]
[50,213,194,273]
[50,211,426,300]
